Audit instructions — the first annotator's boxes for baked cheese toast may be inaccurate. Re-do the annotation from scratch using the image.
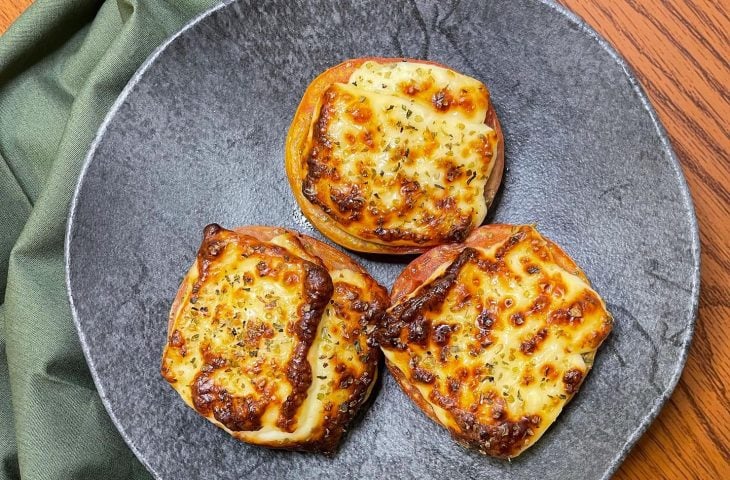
[286,58,503,254]
[377,224,613,457]
[161,224,388,453]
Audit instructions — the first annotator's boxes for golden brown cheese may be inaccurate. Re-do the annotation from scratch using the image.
[161,225,388,453]
[377,225,613,458]
[302,60,499,246]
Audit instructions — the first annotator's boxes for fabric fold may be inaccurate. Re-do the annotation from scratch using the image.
[0,1,217,479]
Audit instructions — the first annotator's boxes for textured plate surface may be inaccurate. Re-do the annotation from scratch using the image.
[66,1,699,479]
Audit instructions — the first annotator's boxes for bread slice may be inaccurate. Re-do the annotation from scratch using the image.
[286,57,504,254]
[161,224,388,453]
[377,224,613,457]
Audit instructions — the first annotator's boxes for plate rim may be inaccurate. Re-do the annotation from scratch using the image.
[64,1,701,478]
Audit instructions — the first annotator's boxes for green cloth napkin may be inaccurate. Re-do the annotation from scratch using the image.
[0,1,218,478]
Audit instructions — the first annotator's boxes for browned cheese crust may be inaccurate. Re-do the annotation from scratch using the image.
[377,225,613,458]
[161,224,389,453]
[286,58,504,254]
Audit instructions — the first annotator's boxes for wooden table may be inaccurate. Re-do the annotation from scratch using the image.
[1,1,728,478]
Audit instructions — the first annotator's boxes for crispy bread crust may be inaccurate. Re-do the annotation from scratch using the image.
[285,57,504,254]
[163,225,389,453]
[379,225,611,458]
[390,224,586,303]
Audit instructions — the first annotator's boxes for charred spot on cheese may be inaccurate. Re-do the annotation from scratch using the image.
[562,368,584,394]
[520,328,548,355]
[301,61,499,247]
[378,225,613,458]
[161,225,388,453]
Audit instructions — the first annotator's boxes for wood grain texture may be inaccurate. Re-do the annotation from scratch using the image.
[0,0,727,478]
[0,0,31,35]
[556,2,730,478]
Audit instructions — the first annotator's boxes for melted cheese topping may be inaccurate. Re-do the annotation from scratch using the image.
[303,61,498,246]
[379,226,612,457]
[292,268,376,441]
[161,228,383,451]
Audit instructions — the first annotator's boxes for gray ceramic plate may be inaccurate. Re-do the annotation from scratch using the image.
[65,1,700,479]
